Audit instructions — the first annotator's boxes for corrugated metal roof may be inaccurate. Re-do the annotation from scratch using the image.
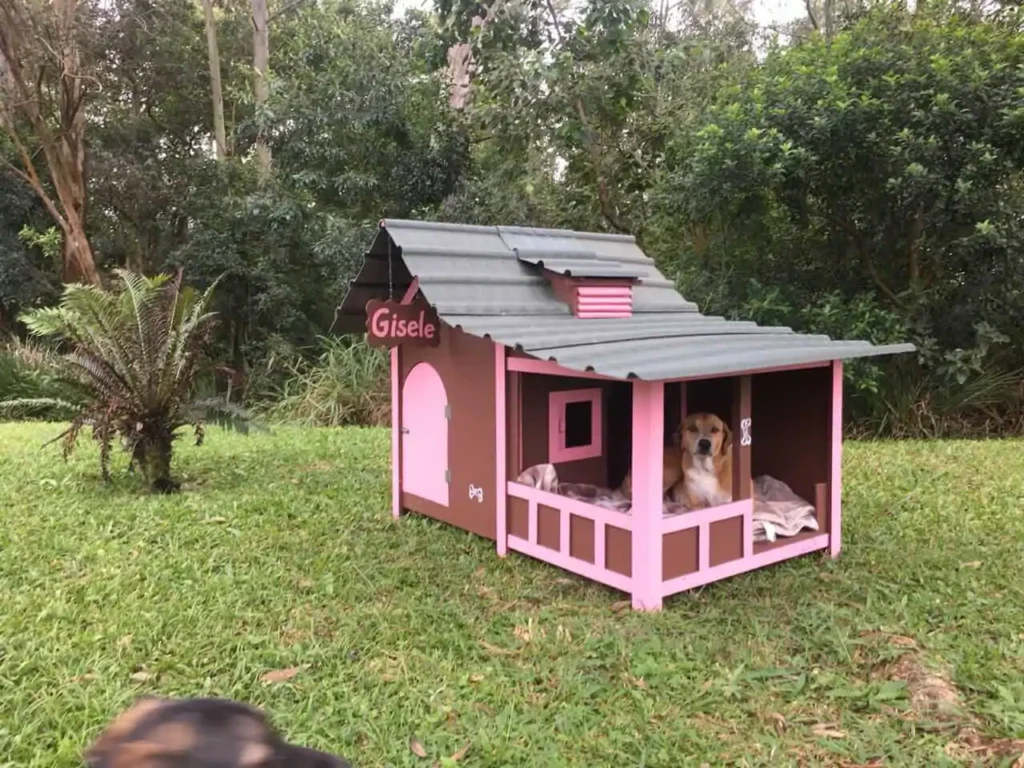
[338,219,915,380]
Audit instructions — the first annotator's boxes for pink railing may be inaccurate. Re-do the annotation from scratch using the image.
[505,481,634,593]
[505,482,831,603]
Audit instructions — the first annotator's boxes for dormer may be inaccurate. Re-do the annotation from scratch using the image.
[514,248,642,319]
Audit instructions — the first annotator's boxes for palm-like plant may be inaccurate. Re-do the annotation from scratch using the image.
[1,269,254,492]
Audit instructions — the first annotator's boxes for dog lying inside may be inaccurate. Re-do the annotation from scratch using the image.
[619,412,740,510]
[84,696,351,768]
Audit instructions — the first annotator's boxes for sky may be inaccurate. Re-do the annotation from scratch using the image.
[390,0,811,28]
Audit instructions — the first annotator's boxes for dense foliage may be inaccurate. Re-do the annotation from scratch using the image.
[2,271,253,491]
[2,0,1023,435]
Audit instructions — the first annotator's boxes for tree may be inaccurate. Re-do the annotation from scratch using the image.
[0,0,101,285]
[202,0,229,159]
[5,269,255,491]
[251,0,270,177]
[657,5,1024,398]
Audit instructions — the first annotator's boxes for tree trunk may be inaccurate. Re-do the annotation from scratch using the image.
[201,0,228,160]
[251,0,271,179]
[140,435,178,493]
[0,0,101,286]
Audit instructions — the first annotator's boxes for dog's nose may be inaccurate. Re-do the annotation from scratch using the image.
[697,438,711,453]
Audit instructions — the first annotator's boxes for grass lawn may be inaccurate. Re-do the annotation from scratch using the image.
[1,422,1023,767]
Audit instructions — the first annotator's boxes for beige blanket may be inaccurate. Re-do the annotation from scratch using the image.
[514,464,818,543]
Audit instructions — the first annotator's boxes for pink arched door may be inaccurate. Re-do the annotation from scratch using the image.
[401,362,449,506]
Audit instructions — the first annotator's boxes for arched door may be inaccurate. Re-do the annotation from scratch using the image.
[401,362,449,506]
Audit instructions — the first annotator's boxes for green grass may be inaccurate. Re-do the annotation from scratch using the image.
[1,424,1023,767]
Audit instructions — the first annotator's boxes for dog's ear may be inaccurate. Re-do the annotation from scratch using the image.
[720,421,732,454]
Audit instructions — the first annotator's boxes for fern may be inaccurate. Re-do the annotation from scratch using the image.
[1,270,256,492]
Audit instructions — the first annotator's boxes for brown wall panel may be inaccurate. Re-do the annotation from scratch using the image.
[400,325,496,539]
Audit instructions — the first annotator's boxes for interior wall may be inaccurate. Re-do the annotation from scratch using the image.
[520,374,618,486]
[750,366,831,524]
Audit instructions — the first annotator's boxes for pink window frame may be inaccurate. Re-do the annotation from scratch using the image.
[548,388,603,463]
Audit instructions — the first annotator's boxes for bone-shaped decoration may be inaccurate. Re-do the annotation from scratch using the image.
[740,417,752,447]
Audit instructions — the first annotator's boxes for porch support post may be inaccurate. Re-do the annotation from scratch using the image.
[494,343,507,556]
[630,380,664,611]
[731,376,753,501]
[829,360,844,558]
[391,346,402,519]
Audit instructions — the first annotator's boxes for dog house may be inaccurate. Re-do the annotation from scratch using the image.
[338,220,915,611]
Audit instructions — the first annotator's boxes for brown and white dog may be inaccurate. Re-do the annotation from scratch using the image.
[619,412,734,510]
[671,412,734,510]
[84,696,350,768]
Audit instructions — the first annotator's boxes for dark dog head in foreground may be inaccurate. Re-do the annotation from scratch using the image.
[85,697,351,768]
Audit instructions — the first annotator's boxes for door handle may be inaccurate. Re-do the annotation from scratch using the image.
[401,427,410,434]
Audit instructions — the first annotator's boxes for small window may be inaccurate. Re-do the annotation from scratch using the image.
[549,388,602,463]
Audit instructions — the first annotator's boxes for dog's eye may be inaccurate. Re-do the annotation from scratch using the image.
[686,426,698,433]
[710,426,720,434]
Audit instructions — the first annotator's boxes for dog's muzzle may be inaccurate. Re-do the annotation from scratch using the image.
[696,438,712,454]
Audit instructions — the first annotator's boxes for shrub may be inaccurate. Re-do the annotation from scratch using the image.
[262,337,389,427]
[2,270,256,492]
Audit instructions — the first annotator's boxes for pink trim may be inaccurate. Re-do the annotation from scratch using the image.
[830,360,843,558]
[400,277,420,305]
[391,347,401,519]
[661,498,752,533]
[576,285,633,319]
[507,482,634,531]
[630,381,664,611]
[502,355,831,384]
[507,535,634,593]
[495,344,507,556]
[576,286,634,296]
[505,482,634,593]
[662,533,830,597]
[506,356,616,380]
[548,388,603,463]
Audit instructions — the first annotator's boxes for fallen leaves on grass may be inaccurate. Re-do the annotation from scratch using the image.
[946,727,1024,764]
[130,670,155,682]
[409,737,428,758]
[610,600,632,613]
[259,665,309,684]
[886,654,963,719]
[450,743,471,761]
[810,723,847,739]
[479,639,519,656]
[622,672,647,689]
[858,630,917,649]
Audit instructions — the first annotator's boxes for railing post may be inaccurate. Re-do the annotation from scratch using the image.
[630,380,664,611]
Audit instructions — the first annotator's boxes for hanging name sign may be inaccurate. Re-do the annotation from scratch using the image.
[365,300,442,348]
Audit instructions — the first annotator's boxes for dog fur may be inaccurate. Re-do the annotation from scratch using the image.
[619,412,735,510]
[672,412,733,510]
[84,697,351,768]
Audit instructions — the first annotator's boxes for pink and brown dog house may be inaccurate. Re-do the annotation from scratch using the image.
[337,220,914,611]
